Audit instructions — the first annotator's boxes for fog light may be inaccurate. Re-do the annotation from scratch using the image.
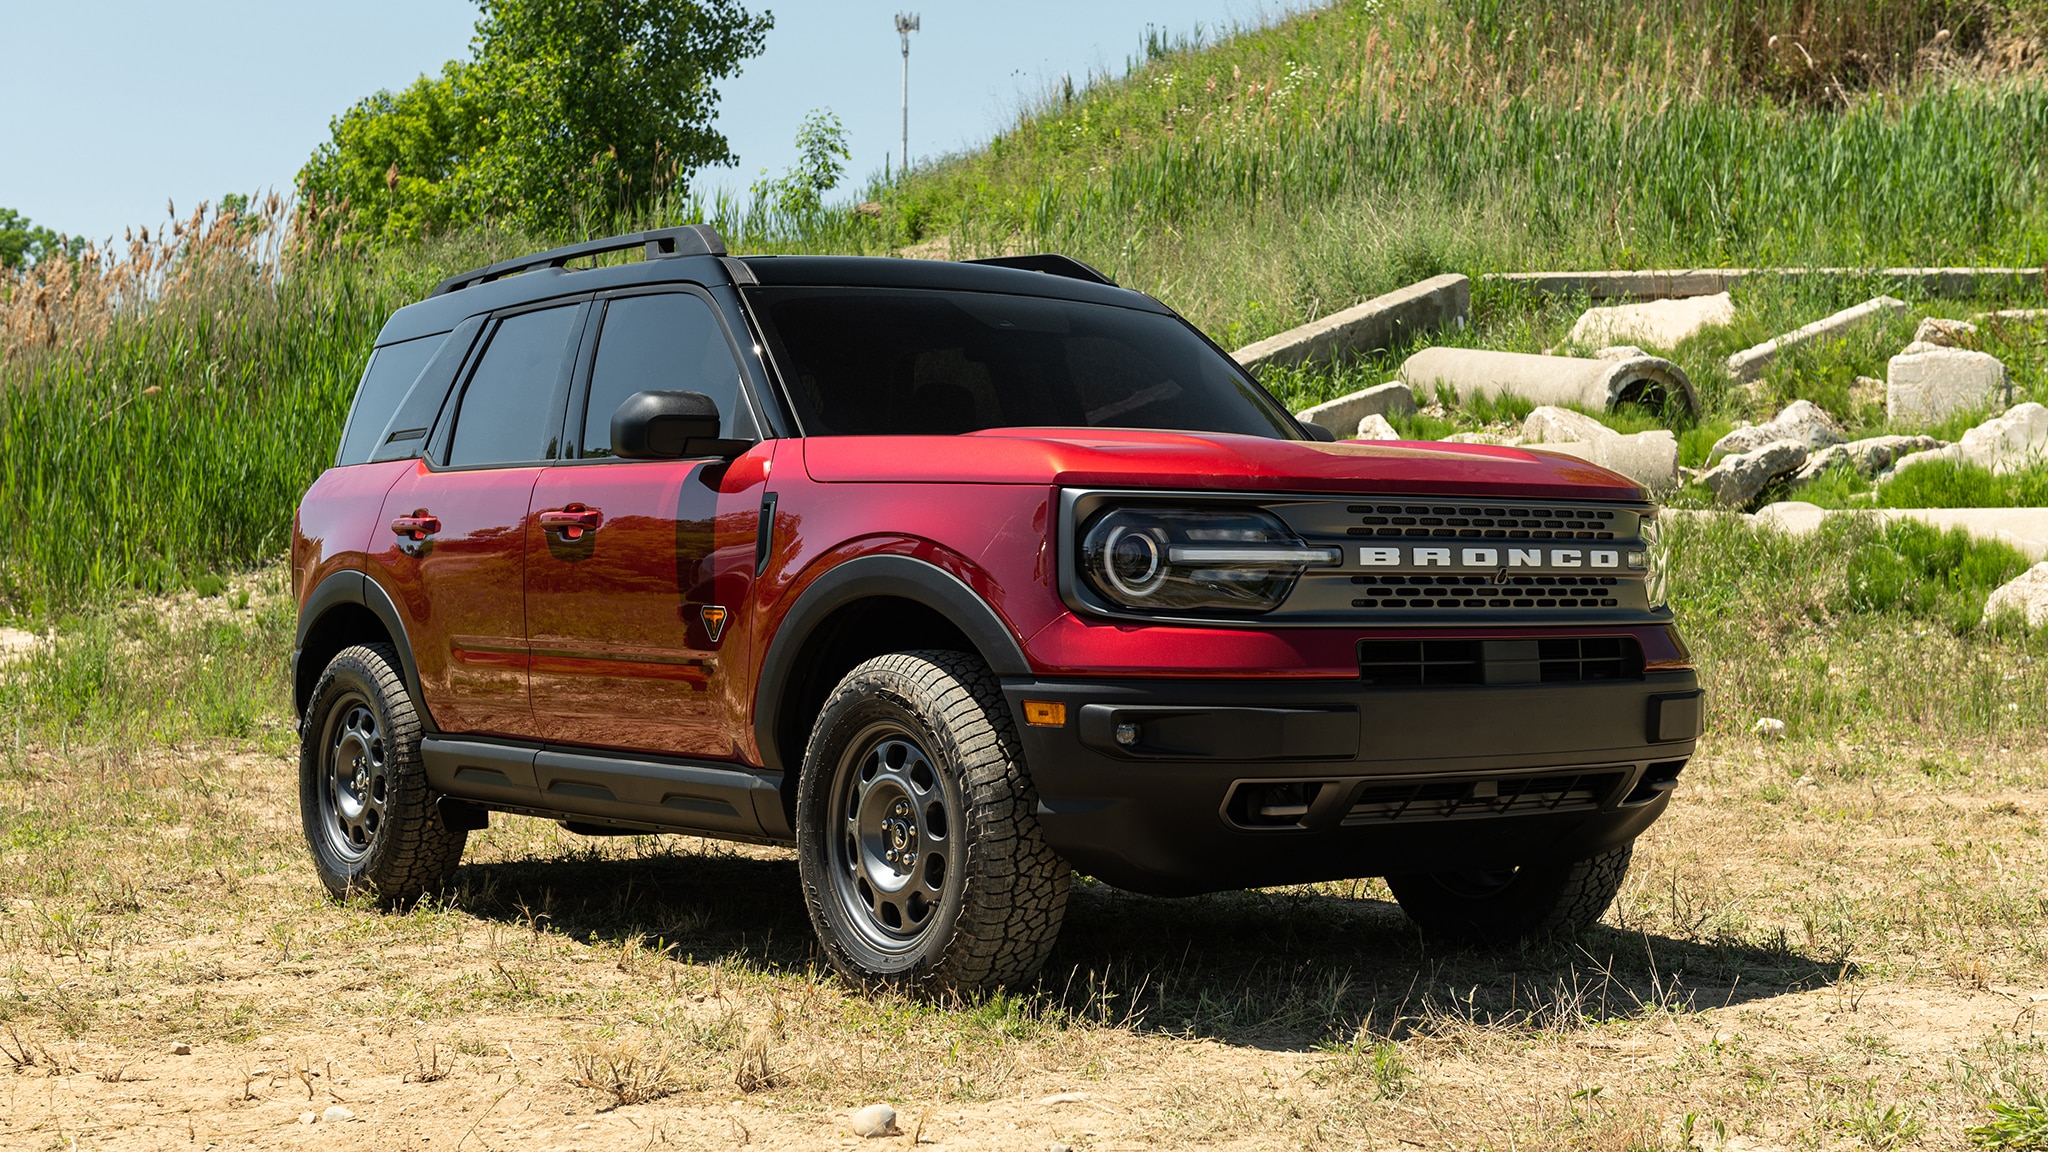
[1022,700,1066,727]
[1114,722,1139,746]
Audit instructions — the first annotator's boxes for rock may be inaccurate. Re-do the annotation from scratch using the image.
[1725,295,1908,381]
[1521,405,1614,444]
[1353,413,1401,441]
[168,1042,192,1056]
[1985,562,2048,629]
[1851,375,1886,408]
[1791,435,1945,485]
[1894,402,2048,478]
[1710,400,1846,459]
[298,1112,317,1125]
[1753,717,1787,740]
[1887,346,2008,425]
[1697,439,1808,506]
[321,1106,354,1124]
[1532,431,1680,490]
[850,1103,899,1138]
[1441,430,1521,445]
[1913,316,1976,347]
[1298,381,1416,432]
[1569,291,1735,349]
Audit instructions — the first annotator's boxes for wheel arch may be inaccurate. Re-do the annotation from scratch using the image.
[754,554,1031,831]
[293,571,434,732]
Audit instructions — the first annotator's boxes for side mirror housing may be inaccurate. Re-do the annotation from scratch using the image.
[610,390,752,460]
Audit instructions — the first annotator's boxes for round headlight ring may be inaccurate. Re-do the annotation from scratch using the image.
[1102,525,1166,598]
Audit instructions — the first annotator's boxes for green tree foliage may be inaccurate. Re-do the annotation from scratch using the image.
[751,109,851,218]
[0,208,82,270]
[299,0,771,243]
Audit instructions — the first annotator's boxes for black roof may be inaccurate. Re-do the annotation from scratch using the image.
[373,230,1163,347]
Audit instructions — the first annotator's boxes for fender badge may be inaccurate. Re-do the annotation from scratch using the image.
[700,605,729,643]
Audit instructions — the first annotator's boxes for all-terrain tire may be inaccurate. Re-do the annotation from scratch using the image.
[1385,843,1633,946]
[796,650,1069,995]
[299,643,466,903]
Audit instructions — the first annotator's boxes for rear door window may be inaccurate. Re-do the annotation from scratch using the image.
[445,304,582,468]
[577,292,746,458]
[337,333,445,465]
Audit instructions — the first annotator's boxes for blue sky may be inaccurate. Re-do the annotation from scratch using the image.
[1,0,1309,244]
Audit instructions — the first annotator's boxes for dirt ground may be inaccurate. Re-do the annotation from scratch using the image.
[2,732,2044,1151]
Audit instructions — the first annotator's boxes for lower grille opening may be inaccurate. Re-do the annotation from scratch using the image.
[1359,636,1643,685]
[1625,759,1687,803]
[1340,770,1626,826]
[1225,781,1329,829]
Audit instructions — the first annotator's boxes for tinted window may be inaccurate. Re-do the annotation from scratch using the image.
[337,334,444,465]
[749,288,1296,438]
[580,293,744,457]
[447,305,580,467]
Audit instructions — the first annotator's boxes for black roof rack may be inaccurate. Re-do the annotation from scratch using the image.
[430,225,728,297]
[963,253,1116,287]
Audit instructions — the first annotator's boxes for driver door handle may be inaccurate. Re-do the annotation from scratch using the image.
[538,504,604,540]
[390,514,440,540]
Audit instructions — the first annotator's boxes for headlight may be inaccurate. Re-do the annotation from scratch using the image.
[1078,508,1340,613]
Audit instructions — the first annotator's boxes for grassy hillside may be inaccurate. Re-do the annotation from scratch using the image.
[1,0,2045,613]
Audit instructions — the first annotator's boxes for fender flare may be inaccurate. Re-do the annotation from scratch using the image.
[752,554,1031,775]
[293,570,436,733]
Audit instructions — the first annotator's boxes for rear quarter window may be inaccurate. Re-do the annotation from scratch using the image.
[336,334,447,466]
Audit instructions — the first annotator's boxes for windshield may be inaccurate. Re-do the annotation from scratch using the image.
[747,287,1299,438]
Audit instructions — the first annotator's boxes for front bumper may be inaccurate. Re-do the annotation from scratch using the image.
[1002,671,1701,896]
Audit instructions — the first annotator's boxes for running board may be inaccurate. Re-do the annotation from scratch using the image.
[420,737,786,840]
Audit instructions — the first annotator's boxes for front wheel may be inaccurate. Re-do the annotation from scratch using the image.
[796,651,1069,995]
[1386,843,1633,945]
[299,643,466,903]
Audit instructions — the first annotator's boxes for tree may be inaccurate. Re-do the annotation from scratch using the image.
[298,0,772,243]
[0,208,80,270]
[751,109,850,219]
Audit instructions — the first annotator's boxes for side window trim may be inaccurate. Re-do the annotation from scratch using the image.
[564,284,761,462]
[368,315,489,465]
[425,297,592,471]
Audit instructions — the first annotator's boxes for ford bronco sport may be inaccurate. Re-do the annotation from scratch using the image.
[292,225,1702,993]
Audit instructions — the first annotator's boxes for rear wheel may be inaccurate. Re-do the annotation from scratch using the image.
[1386,843,1633,945]
[299,644,466,903]
[796,651,1068,994]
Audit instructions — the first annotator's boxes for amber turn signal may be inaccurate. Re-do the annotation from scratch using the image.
[1022,700,1066,727]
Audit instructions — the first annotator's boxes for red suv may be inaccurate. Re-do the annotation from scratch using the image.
[292,226,1701,993]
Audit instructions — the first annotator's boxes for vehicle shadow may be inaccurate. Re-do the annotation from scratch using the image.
[452,840,1841,1053]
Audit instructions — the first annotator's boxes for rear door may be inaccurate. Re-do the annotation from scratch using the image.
[525,288,772,760]
[370,300,588,738]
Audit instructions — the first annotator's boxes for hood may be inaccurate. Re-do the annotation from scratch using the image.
[801,428,1643,501]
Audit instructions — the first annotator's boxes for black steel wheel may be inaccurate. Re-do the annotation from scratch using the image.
[797,650,1068,994]
[298,643,465,903]
[1386,843,1634,946]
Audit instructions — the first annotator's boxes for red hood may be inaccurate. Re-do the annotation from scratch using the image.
[800,428,1643,501]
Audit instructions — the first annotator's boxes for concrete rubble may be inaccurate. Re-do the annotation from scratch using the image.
[1352,413,1401,440]
[1752,501,2048,561]
[1489,266,2044,301]
[1234,274,1470,372]
[1698,439,1808,506]
[1791,435,1945,485]
[1399,346,1699,415]
[1891,402,2048,477]
[1984,562,2048,628]
[1521,405,1613,444]
[1724,295,1908,381]
[1887,343,2009,425]
[1912,317,1977,347]
[1295,381,1416,433]
[1711,399,1847,459]
[1567,292,1734,349]
[1514,405,1677,489]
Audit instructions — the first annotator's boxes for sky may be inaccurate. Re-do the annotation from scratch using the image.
[0,0,1310,245]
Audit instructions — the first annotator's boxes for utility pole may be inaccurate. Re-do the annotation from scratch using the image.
[895,12,920,174]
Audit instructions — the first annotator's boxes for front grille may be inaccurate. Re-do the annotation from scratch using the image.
[1347,504,1617,540]
[1357,637,1642,685]
[1340,770,1626,825]
[1351,574,1621,610]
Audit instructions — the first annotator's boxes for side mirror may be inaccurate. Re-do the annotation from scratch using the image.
[1302,420,1338,442]
[610,390,752,460]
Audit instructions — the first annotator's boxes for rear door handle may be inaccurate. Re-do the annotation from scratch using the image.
[538,504,603,540]
[391,514,441,540]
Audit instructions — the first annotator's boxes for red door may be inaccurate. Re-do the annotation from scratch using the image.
[525,445,774,759]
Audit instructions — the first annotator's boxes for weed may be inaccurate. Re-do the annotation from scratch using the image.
[1971,1084,2048,1150]
[570,1038,683,1108]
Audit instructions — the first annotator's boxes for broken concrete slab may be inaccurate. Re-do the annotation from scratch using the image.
[1973,308,2048,324]
[1892,401,2048,476]
[1567,291,1734,349]
[1234,274,1469,372]
[1711,399,1847,459]
[1522,405,1614,444]
[1984,562,2048,628]
[1698,439,1808,506]
[1791,435,1945,485]
[1754,501,2048,561]
[1725,295,1909,381]
[1532,431,1680,490]
[1399,347,1699,415]
[1886,345,2009,425]
[1488,267,2044,301]
[1913,317,1977,347]
[1295,381,1416,432]
[1352,413,1401,440]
